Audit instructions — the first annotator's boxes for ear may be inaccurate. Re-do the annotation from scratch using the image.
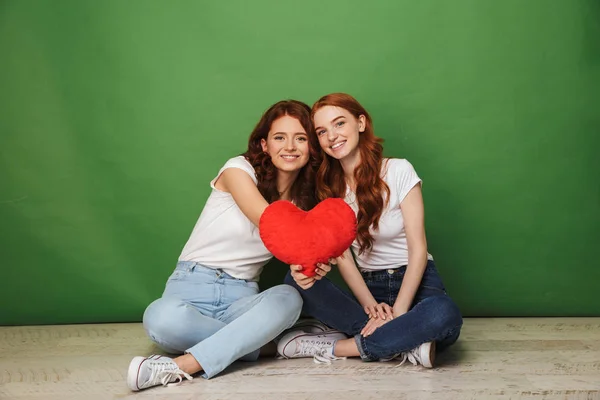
[261,138,268,153]
[358,115,366,133]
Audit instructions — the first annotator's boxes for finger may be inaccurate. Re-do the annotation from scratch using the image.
[361,320,375,336]
[318,263,332,273]
[367,306,377,319]
[383,304,394,320]
[361,317,375,335]
[364,322,379,337]
[365,317,387,336]
[314,265,330,278]
[376,304,386,320]
[328,258,338,265]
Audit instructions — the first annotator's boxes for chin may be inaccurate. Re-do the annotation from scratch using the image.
[275,164,300,173]
[326,151,345,160]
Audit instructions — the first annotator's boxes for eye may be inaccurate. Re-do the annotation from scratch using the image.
[317,129,326,136]
[273,136,284,141]
[297,136,307,142]
[335,121,345,128]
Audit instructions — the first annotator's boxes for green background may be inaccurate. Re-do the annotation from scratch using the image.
[1,0,599,325]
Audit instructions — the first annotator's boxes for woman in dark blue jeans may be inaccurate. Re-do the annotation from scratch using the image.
[276,93,463,367]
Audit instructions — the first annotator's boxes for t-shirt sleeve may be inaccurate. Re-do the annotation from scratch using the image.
[210,156,258,189]
[394,159,422,204]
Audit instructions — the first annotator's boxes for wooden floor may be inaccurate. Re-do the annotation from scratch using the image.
[0,318,599,400]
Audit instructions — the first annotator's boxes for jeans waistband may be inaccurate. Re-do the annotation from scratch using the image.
[175,261,241,280]
[360,265,407,278]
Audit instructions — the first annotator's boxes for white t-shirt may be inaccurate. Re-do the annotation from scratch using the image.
[178,156,272,281]
[345,158,434,271]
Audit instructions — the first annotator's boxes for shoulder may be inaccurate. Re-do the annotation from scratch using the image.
[385,158,414,171]
[382,158,417,179]
[212,156,258,188]
[222,155,255,172]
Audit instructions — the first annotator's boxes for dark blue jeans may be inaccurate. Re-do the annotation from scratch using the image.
[284,260,463,361]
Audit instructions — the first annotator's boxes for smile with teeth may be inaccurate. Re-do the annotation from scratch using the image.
[331,141,346,150]
[281,155,299,160]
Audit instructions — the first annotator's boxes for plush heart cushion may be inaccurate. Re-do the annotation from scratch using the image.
[259,198,357,277]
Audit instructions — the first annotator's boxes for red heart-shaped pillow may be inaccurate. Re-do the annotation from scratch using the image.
[259,198,357,277]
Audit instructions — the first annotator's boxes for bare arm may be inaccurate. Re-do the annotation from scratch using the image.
[214,167,268,227]
[393,184,429,317]
[336,249,378,309]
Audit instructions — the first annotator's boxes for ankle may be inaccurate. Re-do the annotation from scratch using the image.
[332,338,360,358]
[174,354,202,375]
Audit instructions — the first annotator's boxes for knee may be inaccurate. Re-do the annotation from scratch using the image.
[142,297,192,349]
[263,284,303,320]
[427,295,463,334]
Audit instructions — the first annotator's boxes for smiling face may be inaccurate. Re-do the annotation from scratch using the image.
[260,115,310,173]
[313,105,366,161]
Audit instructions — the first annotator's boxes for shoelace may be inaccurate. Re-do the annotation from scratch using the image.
[292,339,346,365]
[148,361,193,388]
[313,349,346,365]
[380,347,422,366]
[397,347,422,367]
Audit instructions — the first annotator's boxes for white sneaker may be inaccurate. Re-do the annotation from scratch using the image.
[127,355,193,391]
[277,331,348,365]
[393,341,436,368]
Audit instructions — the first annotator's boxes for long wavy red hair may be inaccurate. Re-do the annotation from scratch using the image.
[243,100,321,211]
[312,93,389,254]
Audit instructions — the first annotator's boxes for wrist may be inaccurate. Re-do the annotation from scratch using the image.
[361,298,378,309]
[392,305,408,316]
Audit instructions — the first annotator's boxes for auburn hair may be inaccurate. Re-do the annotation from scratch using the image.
[312,93,389,254]
[243,100,321,211]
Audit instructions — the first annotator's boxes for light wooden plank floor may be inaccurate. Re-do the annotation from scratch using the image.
[1,318,599,400]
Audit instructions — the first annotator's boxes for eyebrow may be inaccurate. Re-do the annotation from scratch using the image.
[315,115,345,131]
[272,132,307,136]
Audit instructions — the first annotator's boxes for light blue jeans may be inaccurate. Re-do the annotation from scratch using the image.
[143,261,303,379]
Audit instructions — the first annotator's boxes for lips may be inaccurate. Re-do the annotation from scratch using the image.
[280,155,300,161]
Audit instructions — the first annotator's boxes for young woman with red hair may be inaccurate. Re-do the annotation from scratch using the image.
[279,93,463,368]
[127,100,328,391]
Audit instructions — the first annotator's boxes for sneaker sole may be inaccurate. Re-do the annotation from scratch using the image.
[127,356,147,391]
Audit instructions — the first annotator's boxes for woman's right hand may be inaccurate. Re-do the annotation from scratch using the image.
[290,264,316,290]
[361,302,394,336]
[361,314,393,337]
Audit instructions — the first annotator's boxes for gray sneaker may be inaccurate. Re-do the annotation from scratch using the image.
[127,355,193,391]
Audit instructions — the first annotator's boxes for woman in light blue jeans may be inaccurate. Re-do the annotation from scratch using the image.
[127,100,327,392]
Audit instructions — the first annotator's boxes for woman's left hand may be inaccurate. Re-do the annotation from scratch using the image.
[314,258,335,280]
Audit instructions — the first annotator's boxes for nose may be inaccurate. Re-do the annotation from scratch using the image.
[327,129,338,142]
[284,138,296,151]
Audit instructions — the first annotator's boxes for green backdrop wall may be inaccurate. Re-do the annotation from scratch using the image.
[1,0,599,325]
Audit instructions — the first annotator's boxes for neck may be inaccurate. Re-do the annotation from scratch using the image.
[276,170,299,200]
[339,148,361,192]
